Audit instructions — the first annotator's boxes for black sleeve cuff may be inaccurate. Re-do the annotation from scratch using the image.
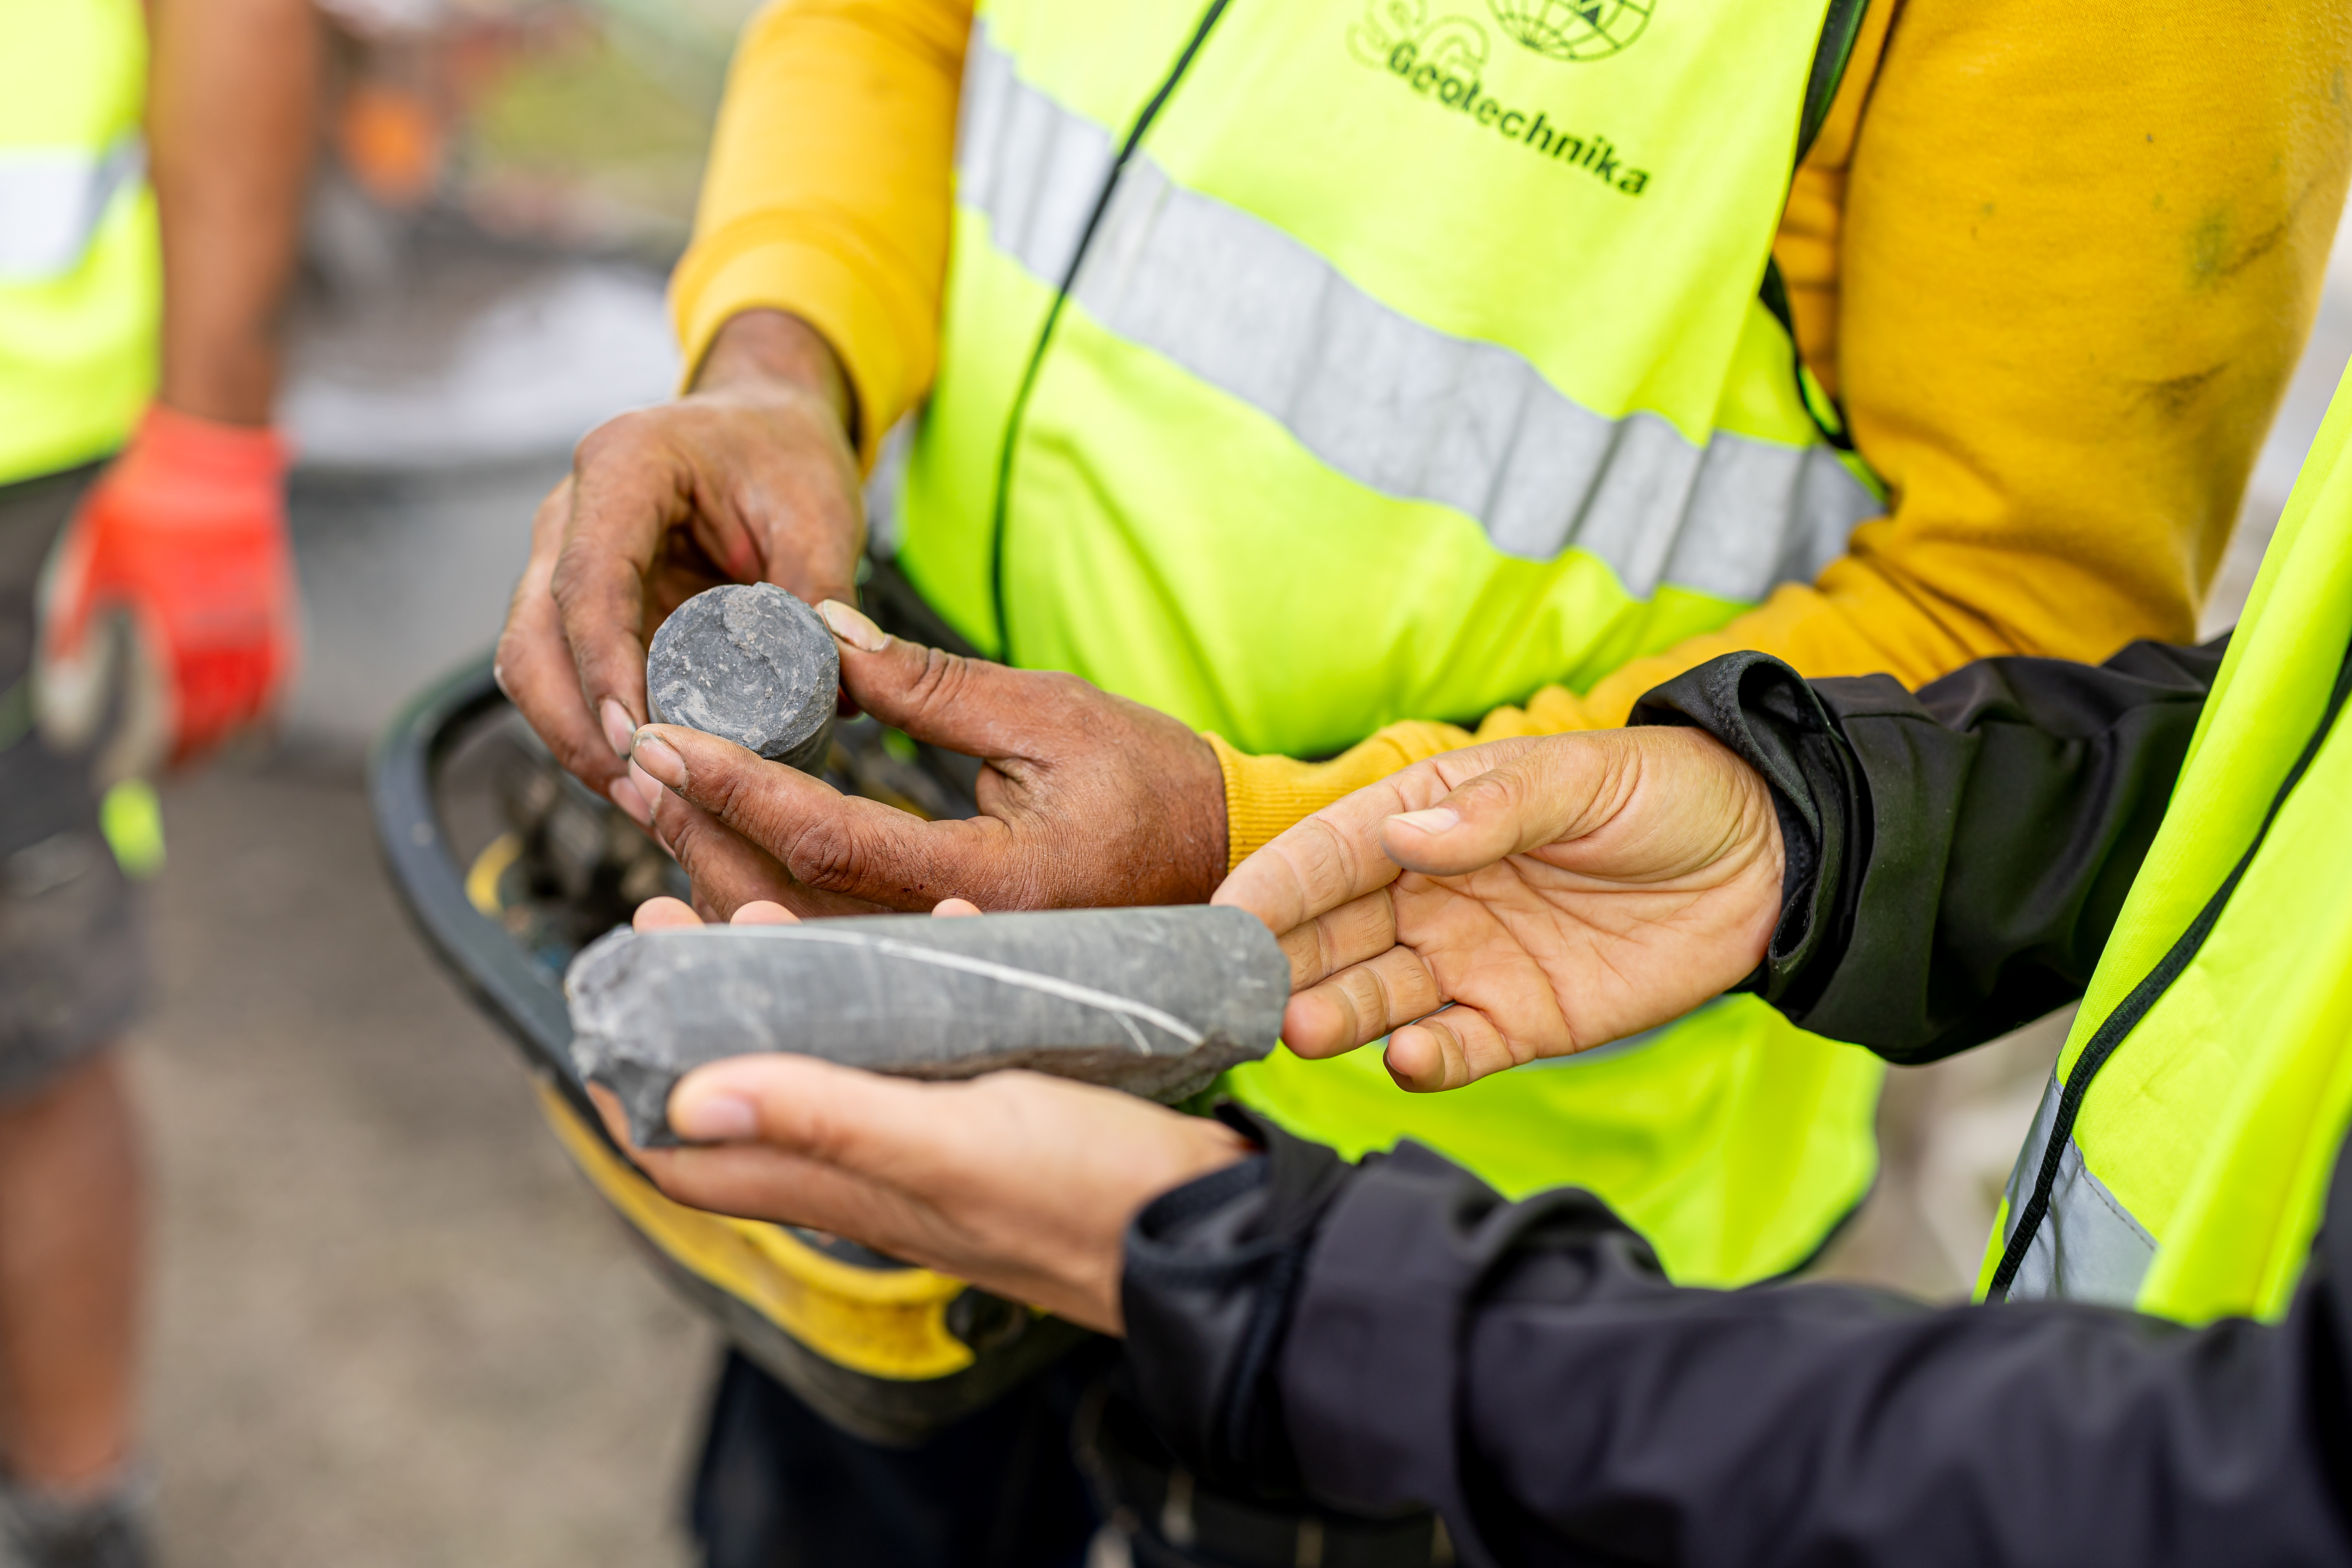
[1119,1104,1353,1490]
[1628,651,1875,1017]
[1632,639,2223,1061]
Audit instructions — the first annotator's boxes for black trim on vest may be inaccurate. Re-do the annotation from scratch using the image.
[1986,632,2352,1301]
[1759,257,1858,455]
[1796,0,1867,167]
[986,0,1239,662]
[1761,0,1868,455]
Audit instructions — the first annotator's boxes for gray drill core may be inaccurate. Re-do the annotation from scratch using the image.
[565,906,1290,1146]
[644,583,839,771]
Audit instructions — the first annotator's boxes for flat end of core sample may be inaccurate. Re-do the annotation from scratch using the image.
[644,583,839,771]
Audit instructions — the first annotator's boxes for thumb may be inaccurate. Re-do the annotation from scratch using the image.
[669,1053,908,1153]
[815,599,1048,760]
[1377,731,1637,876]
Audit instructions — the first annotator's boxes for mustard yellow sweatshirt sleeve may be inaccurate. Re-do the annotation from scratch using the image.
[670,0,972,467]
[1218,0,2352,868]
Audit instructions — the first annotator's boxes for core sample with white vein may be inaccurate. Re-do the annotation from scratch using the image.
[565,906,1290,1145]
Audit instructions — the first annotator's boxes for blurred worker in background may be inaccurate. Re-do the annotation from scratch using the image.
[0,1,316,1562]
[590,350,2352,1560]
[500,0,2352,1558]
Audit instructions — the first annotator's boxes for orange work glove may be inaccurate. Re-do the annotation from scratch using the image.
[35,404,300,776]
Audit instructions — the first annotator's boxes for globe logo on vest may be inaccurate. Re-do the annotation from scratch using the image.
[1487,0,1653,61]
[1347,0,1656,195]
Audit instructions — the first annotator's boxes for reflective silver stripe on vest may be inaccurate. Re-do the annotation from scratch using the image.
[0,135,146,283]
[954,28,1882,602]
[1997,1072,2157,1307]
[955,28,1116,295]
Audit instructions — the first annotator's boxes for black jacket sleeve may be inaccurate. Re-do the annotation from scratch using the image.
[1121,1110,2352,1568]
[1627,638,2228,1063]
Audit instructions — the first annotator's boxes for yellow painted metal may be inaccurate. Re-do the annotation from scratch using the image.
[536,1084,978,1380]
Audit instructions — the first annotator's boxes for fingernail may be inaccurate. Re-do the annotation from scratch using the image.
[1389,806,1460,835]
[600,699,636,757]
[672,1093,757,1143]
[632,729,686,789]
[492,661,512,701]
[609,774,652,826]
[817,599,889,653]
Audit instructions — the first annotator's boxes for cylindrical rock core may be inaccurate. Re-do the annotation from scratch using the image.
[644,584,839,771]
[565,906,1291,1146]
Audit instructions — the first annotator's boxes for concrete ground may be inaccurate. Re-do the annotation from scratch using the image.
[105,242,709,1568]
[133,759,712,1568]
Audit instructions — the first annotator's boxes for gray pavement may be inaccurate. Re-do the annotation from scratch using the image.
[133,759,709,1568]
[121,243,709,1568]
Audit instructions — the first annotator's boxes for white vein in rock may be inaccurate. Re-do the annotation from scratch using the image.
[744,927,1205,1052]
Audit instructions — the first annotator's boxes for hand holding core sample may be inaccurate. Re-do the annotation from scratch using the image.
[623,599,1228,920]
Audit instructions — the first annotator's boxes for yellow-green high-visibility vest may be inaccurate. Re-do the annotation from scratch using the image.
[892,0,1888,1284]
[1978,366,2352,1325]
[0,0,159,488]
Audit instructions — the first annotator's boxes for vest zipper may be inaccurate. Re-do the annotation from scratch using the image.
[1763,0,1868,456]
[1987,632,2352,1300]
[985,0,1240,661]
[1794,0,1867,167]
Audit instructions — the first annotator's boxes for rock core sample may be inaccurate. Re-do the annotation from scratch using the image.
[567,907,1289,1145]
[645,583,839,771]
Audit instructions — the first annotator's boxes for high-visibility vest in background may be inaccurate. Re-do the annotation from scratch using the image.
[0,0,159,489]
[1981,365,2352,1325]
[889,0,1887,1283]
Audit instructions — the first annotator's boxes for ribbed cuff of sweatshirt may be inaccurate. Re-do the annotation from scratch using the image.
[668,227,921,472]
[1207,725,1466,868]
[1205,685,1604,869]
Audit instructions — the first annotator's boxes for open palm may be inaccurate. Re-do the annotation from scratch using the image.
[1214,728,1786,1091]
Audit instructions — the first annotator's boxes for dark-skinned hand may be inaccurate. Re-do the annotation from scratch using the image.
[494,310,865,822]
[623,598,1228,919]
[1212,729,1785,1092]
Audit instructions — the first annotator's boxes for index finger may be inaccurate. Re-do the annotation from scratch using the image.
[640,723,1036,911]
[548,431,705,735]
[1214,796,1406,939]
[1213,736,1555,936]
[1213,753,1463,939]
[499,478,629,791]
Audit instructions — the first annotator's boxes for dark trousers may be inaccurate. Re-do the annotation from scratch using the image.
[688,1349,1454,1568]
[688,1350,1104,1568]
[0,464,146,1099]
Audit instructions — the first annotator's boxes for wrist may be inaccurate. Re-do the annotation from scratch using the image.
[110,404,290,513]
[157,343,280,428]
[695,310,859,447]
[1165,1113,1257,1193]
[1184,730,1232,901]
